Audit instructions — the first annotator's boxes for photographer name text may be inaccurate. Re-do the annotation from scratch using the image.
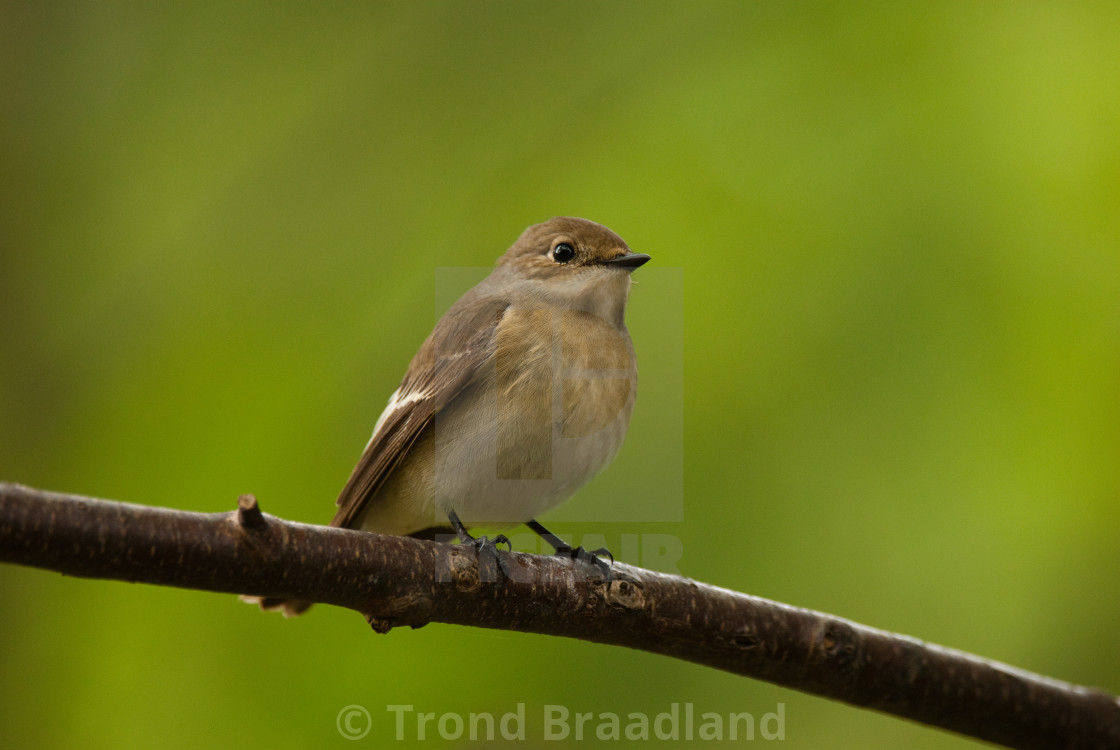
[370,702,786,742]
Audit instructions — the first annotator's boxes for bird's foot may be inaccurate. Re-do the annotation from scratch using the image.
[447,510,511,580]
[525,519,614,581]
[557,545,614,581]
[471,533,512,580]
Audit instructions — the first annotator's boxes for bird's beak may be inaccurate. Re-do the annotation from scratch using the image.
[599,252,651,270]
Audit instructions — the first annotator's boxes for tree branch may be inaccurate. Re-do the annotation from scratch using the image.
[1,482,1117,749]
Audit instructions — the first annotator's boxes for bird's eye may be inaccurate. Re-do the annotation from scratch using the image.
[552,242,575,263]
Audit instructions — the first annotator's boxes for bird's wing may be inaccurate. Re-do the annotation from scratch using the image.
[329,290,510,530]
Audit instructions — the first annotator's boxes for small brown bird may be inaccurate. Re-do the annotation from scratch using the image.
[251,217,648,615]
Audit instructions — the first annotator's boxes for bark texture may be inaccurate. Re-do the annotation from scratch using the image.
[2,482,1117,749]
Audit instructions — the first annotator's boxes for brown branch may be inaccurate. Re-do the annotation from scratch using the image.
[1,482,1117,749]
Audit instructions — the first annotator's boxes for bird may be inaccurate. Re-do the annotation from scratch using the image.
[250,217,648,616]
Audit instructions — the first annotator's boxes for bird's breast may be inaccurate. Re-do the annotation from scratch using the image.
[426,303,638,526]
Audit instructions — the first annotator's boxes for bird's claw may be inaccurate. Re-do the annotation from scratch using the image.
[447,510,511,581]
[560,545,614,581]
[471,534,511,580]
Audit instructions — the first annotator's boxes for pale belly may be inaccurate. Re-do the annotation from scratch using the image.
[355,306,638,535]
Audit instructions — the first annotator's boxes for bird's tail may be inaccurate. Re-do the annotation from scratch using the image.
[239,595,313,618]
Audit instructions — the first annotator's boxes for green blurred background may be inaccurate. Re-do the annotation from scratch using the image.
[2,2,1118,748]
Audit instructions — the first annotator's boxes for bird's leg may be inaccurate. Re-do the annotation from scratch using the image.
[447,509,510,579]
[526,519,613,580]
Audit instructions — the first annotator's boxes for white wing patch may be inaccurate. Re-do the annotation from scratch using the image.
[364,387,430,451]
